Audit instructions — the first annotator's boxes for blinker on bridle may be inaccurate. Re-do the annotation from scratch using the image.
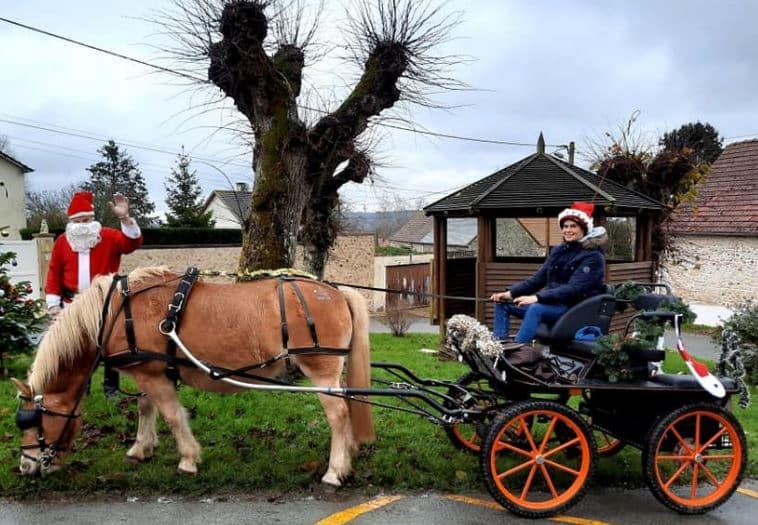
[16,393,81,467]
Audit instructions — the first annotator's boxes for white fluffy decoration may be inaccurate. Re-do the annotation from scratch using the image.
[446,314,503,358]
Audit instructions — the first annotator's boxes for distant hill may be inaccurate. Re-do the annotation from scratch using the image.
[341,210,418,237]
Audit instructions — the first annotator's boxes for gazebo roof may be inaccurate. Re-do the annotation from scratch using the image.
[424,152,664,217]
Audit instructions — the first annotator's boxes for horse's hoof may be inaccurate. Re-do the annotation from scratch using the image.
[321,472,342,487]
[177,465,197,476]
[125,455,142,464]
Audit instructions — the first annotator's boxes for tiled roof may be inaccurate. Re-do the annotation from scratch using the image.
[0,150,33,173]
[205,190,252,221]
[669,140,758,235]
[424,153,664,215]
[389,211,432,243]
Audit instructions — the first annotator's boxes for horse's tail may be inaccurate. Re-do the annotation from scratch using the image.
[341,286,376,444]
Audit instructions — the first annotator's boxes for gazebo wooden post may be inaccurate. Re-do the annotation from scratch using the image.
[635,212,653,261]
[476,215,494,321]
[433,215,448,335]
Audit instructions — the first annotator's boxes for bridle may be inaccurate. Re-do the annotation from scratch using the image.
[16,391,82,469]
[15,275,122,470]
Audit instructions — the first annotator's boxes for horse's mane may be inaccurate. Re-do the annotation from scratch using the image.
[29,266,173,391]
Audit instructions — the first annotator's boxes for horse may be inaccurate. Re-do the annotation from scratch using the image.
[13,266,375,486]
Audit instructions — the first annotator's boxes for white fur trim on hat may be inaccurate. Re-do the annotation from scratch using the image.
[68,211,96,220]
[558,208,593,232]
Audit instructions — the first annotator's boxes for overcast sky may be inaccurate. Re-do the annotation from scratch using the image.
[2,0,757,216]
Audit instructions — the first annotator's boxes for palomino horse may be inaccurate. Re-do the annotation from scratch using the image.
[13,267,374,486]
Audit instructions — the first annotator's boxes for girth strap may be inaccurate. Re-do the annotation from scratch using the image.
[119,275,137,352]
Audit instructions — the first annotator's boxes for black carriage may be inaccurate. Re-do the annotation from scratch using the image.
[369,286,747,519]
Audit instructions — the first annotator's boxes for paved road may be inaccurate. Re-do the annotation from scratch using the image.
[369,316,722,361]
[2,484,756,524]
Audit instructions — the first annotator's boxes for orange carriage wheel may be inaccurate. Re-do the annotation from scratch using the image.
[480,400,596,519]
[444,373,497,454]
[642,403,746,514]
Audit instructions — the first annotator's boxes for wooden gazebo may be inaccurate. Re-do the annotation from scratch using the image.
[424,135,665,335]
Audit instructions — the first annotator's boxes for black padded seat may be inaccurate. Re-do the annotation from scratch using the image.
[535,294,617,343]
[631,293,677,311]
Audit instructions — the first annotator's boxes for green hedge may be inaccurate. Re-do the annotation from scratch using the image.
[20,227,242,246]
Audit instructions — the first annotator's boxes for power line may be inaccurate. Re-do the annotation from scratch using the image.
[0,117,250,169]
[0,15,567,149]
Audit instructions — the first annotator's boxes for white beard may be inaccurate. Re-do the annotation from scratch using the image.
[66,221,102,252]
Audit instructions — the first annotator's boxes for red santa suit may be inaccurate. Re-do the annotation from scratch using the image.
[45,192,143,309]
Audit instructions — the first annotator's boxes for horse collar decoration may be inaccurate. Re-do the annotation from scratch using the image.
[14,266,375,486]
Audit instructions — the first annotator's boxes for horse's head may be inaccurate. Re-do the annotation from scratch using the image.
[12,378,82,476]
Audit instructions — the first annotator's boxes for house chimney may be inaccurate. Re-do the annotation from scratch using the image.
[568,141,575,165]
[537,132,545,154]
[235,182,249,192]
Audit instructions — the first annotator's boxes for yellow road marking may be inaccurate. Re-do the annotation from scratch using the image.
[314,495,405,525]
[444,494,502,510]
[443,495,611,525]
[737,487,758,498]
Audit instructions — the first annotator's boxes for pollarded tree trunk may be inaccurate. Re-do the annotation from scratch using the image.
[188,0,459,276]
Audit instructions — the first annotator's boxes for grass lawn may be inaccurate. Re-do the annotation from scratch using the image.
[0,333,755,498]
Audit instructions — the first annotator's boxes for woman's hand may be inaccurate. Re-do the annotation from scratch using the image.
[514,295,538,306]
[490,291,512,302]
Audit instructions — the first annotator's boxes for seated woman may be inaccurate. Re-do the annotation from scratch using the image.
[490,202,607,345]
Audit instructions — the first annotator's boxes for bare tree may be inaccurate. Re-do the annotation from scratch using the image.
[584,112,709,270]
[154,0,463,276]
[26,184,79,232]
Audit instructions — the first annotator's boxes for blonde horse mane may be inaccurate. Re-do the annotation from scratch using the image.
[29,266,172,392]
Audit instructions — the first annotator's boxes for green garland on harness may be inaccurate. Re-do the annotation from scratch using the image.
[595,282,695,383]
[200,268,318,282]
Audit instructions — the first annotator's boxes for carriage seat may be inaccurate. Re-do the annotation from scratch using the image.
[629,293,677,311]
[534,293,617,344]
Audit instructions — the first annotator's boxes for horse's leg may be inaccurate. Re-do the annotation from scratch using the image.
[126,395,159,462]
[300,358,355,487]
[134,376,201,474]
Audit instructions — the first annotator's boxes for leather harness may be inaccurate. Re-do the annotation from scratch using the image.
[101,268,350,387]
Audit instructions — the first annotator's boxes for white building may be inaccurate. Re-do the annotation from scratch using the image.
[0,151,34,239]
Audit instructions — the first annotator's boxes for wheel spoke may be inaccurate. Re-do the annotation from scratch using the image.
[520,415,539,452]
[540,464,558,497]
[700,454,735,461]
[544,458,580,476]
[695,413,701,452]
[657,454,692,461]
[669,426,694,454]
[494,440,532,458]
[662,459,691,489]
[520,464,538,500]
[699,463,723,489]
[543,437,581,459]
[691,463,699,499]
[498,458,535,480]
[539,416,558,453]
[697,427,726,454]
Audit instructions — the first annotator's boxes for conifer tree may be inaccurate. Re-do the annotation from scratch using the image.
[0,251,48,373]
[82,140,156,226]
[164,151,214,227]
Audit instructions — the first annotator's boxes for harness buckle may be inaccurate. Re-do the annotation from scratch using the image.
[168,292,185,313]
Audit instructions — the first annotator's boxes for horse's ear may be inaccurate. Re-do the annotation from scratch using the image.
[10,378,32,397]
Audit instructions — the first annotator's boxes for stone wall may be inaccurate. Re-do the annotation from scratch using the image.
[662,234,758,305]
[121,234,376,305]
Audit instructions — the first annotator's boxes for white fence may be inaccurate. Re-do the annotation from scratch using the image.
[0,240,40,299]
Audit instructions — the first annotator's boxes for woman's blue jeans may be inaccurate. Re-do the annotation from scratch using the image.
[493,302,569,343]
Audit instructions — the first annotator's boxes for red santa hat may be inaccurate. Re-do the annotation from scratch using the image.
[558,201,594,234]
[67,191,96,220]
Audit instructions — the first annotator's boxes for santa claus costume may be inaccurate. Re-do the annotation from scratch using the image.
[45,191,143,309]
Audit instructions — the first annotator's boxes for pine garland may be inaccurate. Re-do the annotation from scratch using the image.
[595,281,695,382]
